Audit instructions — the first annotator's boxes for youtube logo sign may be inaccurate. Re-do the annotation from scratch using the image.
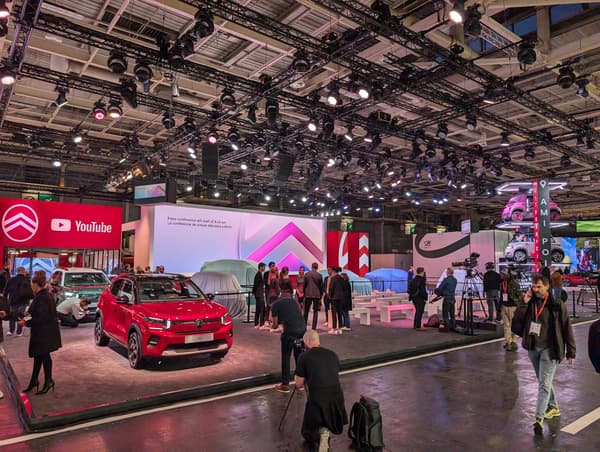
[51,218,72,232]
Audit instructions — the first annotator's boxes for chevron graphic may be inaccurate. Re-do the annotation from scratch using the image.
[246,222,322,263]
[338,231,349,269]
[358,233,369,276]
[4,213,37,233]
[2,204,39,242]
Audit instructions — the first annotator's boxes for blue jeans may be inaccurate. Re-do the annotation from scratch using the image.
[527,347,558,419]
[342,310,351,328]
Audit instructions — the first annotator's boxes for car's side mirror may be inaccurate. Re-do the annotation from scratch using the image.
[115,295,130,304]
[206,293,215,301]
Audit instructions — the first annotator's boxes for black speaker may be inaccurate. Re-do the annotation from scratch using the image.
[202,143,219,182]
[272,153,296,187]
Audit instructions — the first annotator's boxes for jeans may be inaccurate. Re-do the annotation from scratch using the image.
[304,298,320,330]
[9,304,26,334]
[528,347,559,420]
[486,290,500,320]
[9,317,23,335]
[342,310,351,328]
[442,297,456,330]
[330,299,343,329]
[281,332,304,385]
[413,298,426,328]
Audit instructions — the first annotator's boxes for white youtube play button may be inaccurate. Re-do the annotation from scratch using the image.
[51,218,72,232]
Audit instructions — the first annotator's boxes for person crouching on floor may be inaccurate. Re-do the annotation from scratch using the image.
[295,330,347,452]
[57,297,90,327]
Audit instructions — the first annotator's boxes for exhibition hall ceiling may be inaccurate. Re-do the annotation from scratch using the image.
[1,0,600,221]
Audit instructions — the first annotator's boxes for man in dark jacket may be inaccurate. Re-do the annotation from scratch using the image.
[3,267,33,336]
[483,263,502,322]
[437,267,458,332]
[513,274,575,435]
[252,262,267,329]
[295,330,347,452]
[0,292,5,399]
[303,263,323,330]
[410,267,428,330]
[327,267,345,335]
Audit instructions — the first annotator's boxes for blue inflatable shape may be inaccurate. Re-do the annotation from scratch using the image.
[364,268,408,293]
[319,269,373,295]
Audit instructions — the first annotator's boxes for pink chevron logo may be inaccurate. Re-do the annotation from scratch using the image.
[246,222,322,263]
[277,252,307,271]
[2,204,39,242]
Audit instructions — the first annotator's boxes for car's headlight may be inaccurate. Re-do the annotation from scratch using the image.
[221,315,232,325]
[64,291,76,298]
[145,316,171,329]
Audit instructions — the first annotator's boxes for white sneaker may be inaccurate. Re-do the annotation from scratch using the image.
[318,427,330,452]
[322,321,329,326]
[336,329,343,335]
[341,326,352,331]
[0,390,3,399]
[327,329,336,335]
[17,333,23,337]
[6,332,12,336]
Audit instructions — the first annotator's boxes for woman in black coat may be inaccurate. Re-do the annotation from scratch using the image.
[23,270,62,394]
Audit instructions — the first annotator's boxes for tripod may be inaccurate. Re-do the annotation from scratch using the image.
[457,269,487,320]
[576,277,599,309]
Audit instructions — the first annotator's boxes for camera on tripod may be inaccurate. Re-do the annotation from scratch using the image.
[451,252,480,269]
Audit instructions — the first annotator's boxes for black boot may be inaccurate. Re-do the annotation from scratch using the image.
[22,380,39,393]
[36,379,55,395]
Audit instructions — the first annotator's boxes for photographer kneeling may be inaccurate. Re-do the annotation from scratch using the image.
[57,297,90,327]
[295,330,347,452]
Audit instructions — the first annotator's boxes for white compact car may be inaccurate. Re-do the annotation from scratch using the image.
[504,238,565,264]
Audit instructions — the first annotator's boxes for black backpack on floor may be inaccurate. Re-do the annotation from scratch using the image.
[348,395,384,452]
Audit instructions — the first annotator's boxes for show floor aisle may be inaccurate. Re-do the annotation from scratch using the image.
[1,313,496,421]
[1,321,598,451]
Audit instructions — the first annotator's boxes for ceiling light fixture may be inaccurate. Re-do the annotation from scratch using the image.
[523,145,535,161]
[193,8,215,39]
[72,129,83,144]
[0,18,7,38]
[449,1,465,23]
[0,1,8,20]
[557,66,576,89]
[162,110,175,129]
[560,154,571,168]
[465,113,477,131]
[322,115,334,139]
[575,77,589,98]
[436,122,448,139]
[500,131,510,147]
[307,115,318,132]
[0,67,15,85]
[227,127,240,150]
[463,5,482,36]
[220,88,236,108]
[133,60,153,83]
[107,99,123,119]
[92,100,106,120]
[344,125,353,142]
[108,49,127,74]
[120,78,138,108]
[326,81,341,106]
[53,86,68,107]
[265,98,279,126]
[52,154,62,168]
[207,127,218,144]
[292,49,310,73]
[247,104,257,124]
[517,41,537,70]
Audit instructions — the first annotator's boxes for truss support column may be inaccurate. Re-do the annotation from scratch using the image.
[536,6,552,58]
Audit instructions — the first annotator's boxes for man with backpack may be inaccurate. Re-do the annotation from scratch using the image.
[409,267,428,330]
[295,330,347,452]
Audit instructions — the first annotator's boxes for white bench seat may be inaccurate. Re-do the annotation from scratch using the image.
[379,304,416,323]
[348,307,371,325]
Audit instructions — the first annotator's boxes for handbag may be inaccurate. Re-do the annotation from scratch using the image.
[511,304,530,337]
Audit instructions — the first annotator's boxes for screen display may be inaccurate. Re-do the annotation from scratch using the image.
[576,220,600,233]
[134,182,167,203]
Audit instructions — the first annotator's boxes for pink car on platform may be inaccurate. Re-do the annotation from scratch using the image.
[501,194,561,222]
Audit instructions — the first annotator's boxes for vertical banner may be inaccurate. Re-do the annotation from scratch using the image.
[534,179,552,267]
[326,231,342,268]
[329,231,369,275]
[358,233,370,276]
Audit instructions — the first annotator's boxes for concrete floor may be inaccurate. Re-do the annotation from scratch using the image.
[2,310,493,420]
[1,320,598,451]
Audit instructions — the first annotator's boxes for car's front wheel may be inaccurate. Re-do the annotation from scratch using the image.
[551,249,565,263]
[128,331,144,369]
[511,210,524,222]
[513,250,528,263]
[562,279,571,287]
[94,316,110,346]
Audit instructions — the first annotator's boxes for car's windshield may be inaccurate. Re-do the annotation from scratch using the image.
[64,272,110,286]
[138,278,206,302]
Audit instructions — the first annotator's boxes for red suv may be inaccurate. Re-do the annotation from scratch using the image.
[95,274,233,368]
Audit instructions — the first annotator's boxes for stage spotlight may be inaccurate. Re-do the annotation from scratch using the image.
[437,122,448,139]
[52,154,62,167]
[134,60,153,83]
[357,81,370,100]
[292,50,310,73]
[465,113,477,131]
[92,100,106,120]
[265,98,279,126]
[108,100,123,119]
[167,42,185,70]
[322,116,334,139]
[586,136,595,150]
[182,116,197,135]
[193,8,214,39]
[207,127,218,144]
[464,5,482,36]
[500,131,510,147]
[307,115,318,132]
[576,131,585,146]
[120,78,138,109]
[0,67,14,85]
[220,88,236,108]
[240,161,248,170]
[370,133,382,150]
[557,67,576,89]
[517,41,536,69]
[449,1,465,23]
[0,18,7,38]
[0,1,8,20]
[108,50,127,74]
[576,78,589,98]
[560,154,571,168]
[162,110,175,129]
[363,131,373,143]
[327,81,341,106]
[425,144,436,159]
[247,104,257,124]
[72,129,84,144]
[344,125,353,142]
[228,128,240,150]
[255,132,266,147]
[53,86,68,107]
[523,145,535,161]
[501,151,511,165]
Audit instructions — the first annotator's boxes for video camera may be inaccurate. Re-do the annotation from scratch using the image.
[451,252,480,269]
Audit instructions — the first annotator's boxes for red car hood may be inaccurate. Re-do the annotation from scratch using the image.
[134,300,228,320]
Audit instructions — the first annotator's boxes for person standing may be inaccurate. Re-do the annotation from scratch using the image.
[322,267,333,327]
[295,266,305,312]
[3,266,34,336]
[0,291,8,399]
[295,330,347,452]
[538,261,551,281]
[303,263,323,330]
[550,271,564,303]
[271,288,306,393]
[340,272,353,331]
[437,268,457,332]
[410,267,428,330]
[483,263,502,322]
[262,265,280,330]
[22,271,62,395]
[252,262,267,329]
[513,274,576,435]
[501,268,522,352]
[327,267,345,335]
